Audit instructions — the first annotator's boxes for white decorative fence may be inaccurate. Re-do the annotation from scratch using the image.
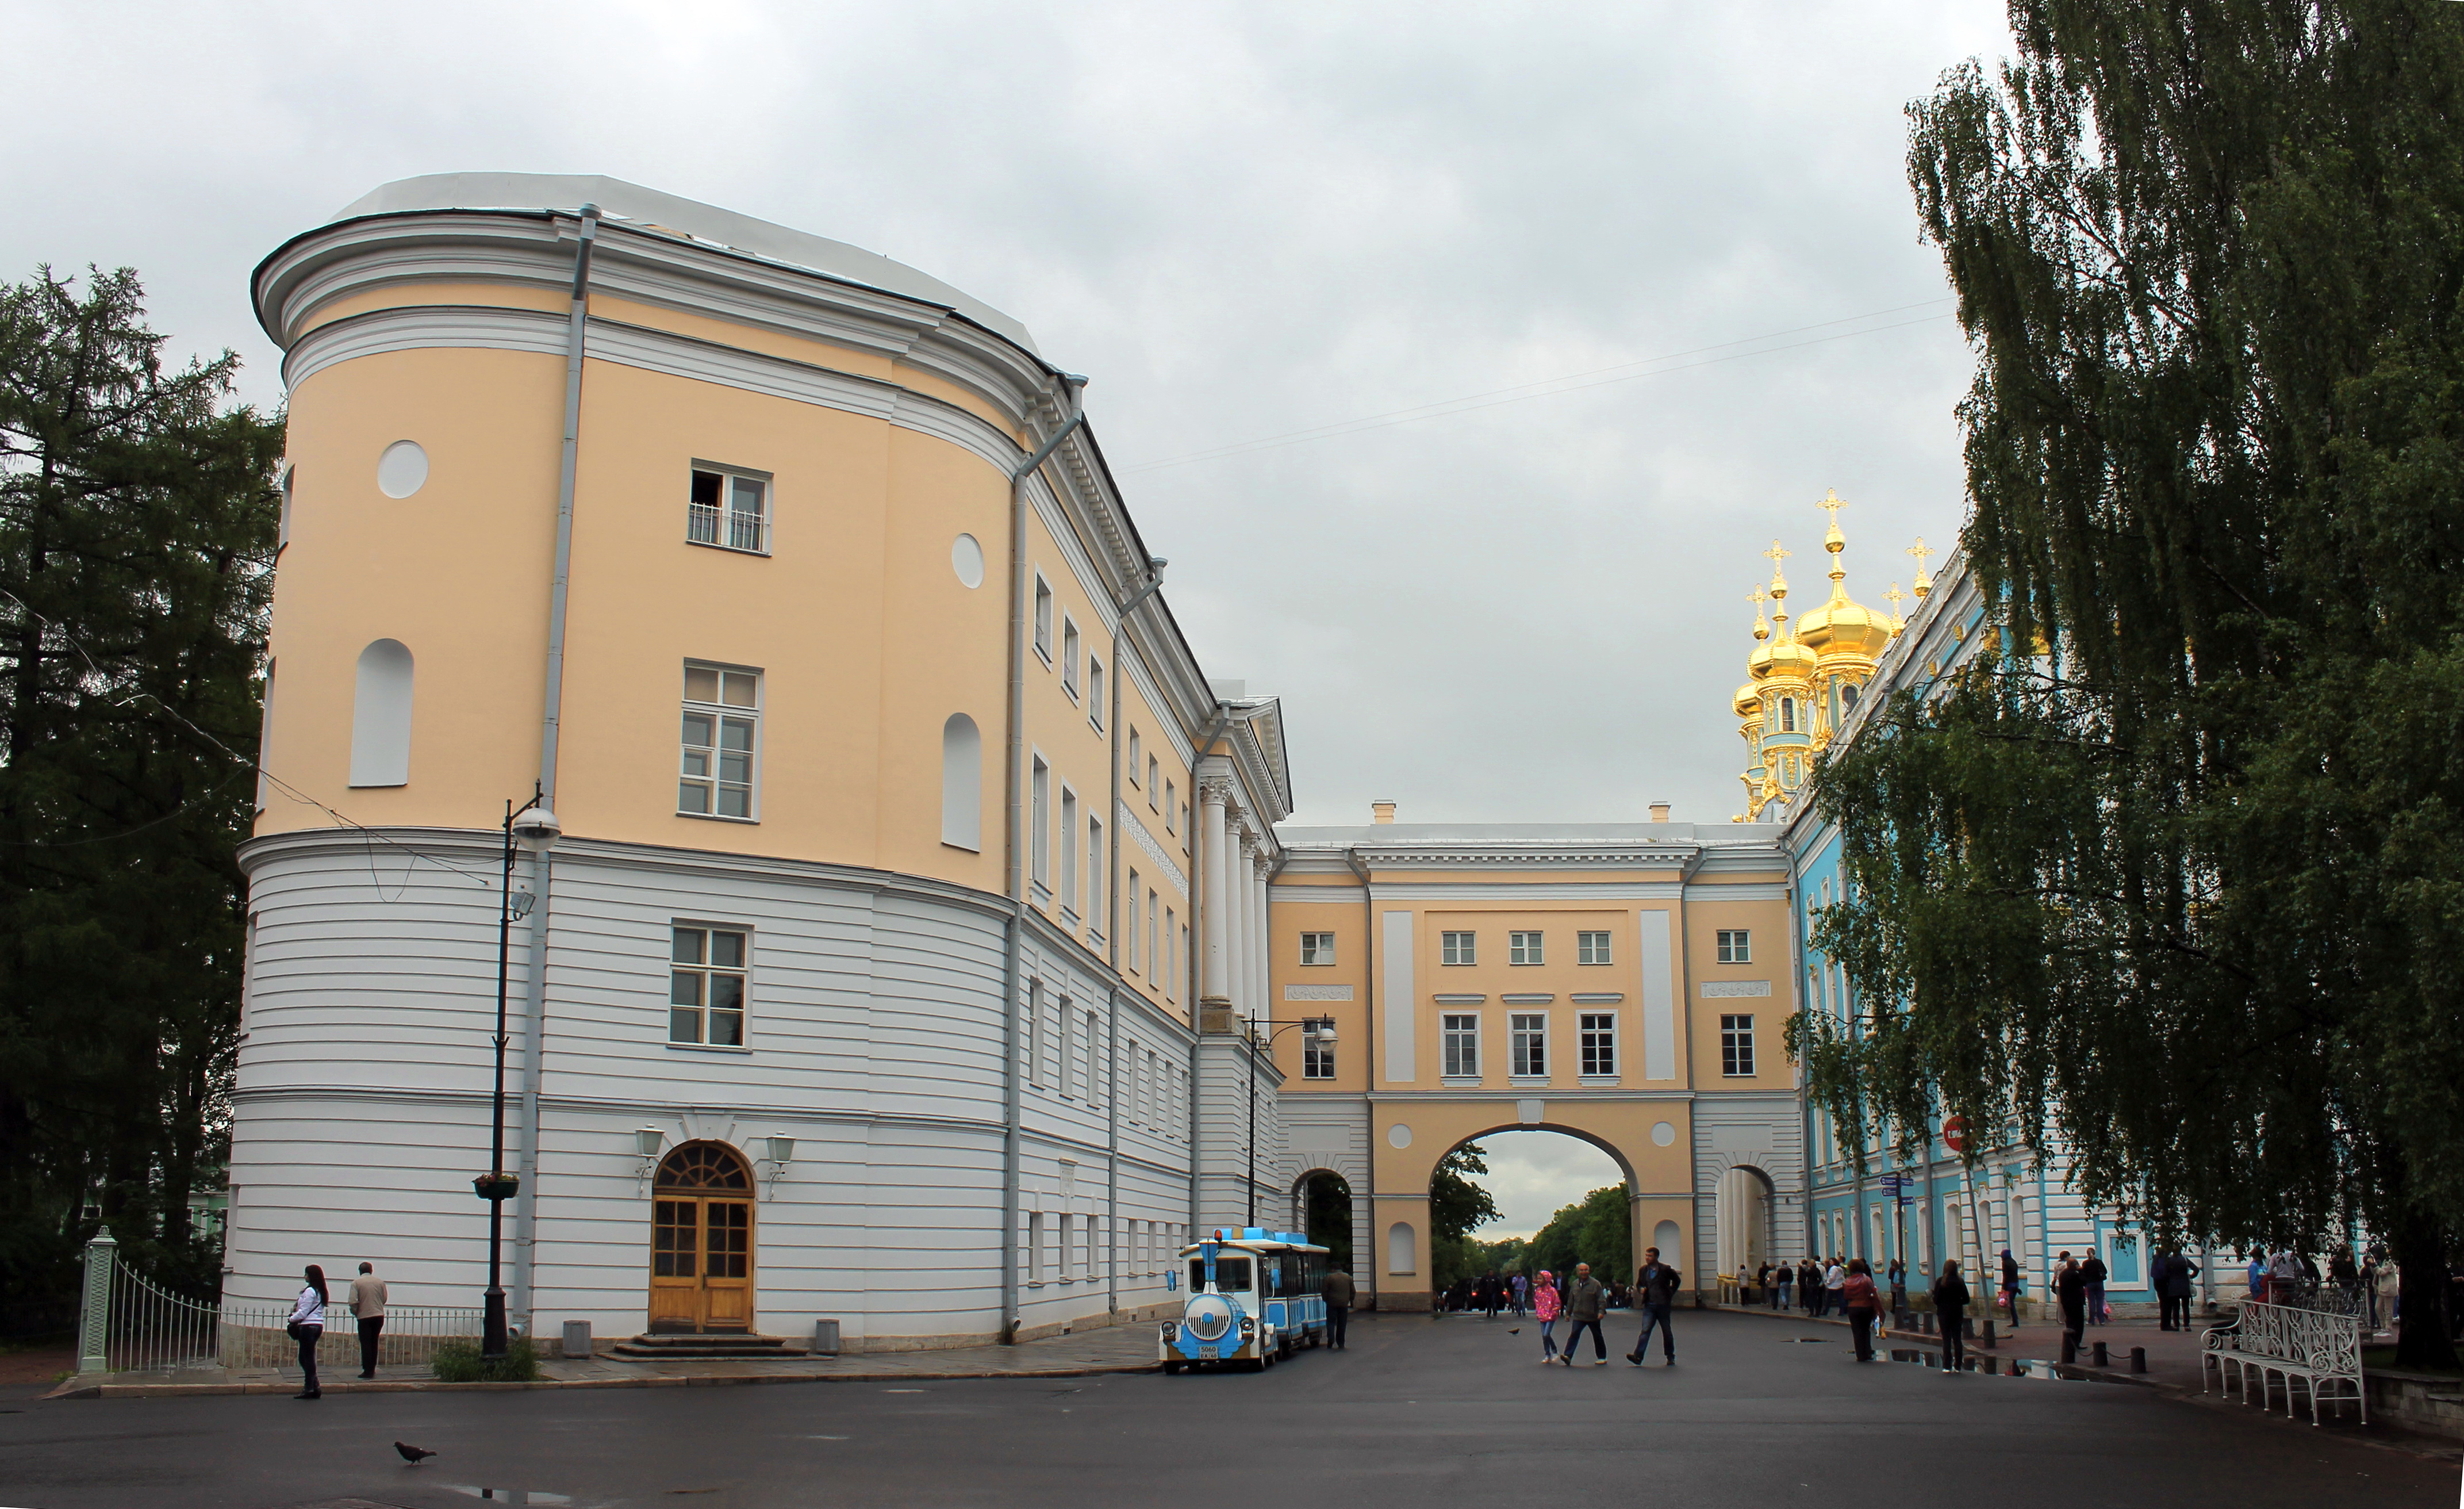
[76,1228,481,1376]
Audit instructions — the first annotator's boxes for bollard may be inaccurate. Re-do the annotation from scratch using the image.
[2060,1333,2077,1365]
[1921,1312,1935,1335]
[2129,1346,2147,1374]
[1981,1317,1997,1349]
[2091,1340,2108,1368]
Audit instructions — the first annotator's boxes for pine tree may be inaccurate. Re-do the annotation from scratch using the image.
[0,267,280,1323]
[1802,0,2464,1368]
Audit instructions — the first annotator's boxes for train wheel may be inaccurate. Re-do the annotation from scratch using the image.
[1162,1360,1181,1375]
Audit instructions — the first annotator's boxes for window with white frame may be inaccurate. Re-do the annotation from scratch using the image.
[1721,1013,1756,1077]
[1062,618,1081,698]
[1031,758,1051,893]
[1577,930,1611,965]
[1034,575,1053,662]
[1300,931,1335,966]
[680,665,759,819]
[1147,890,1160,983]
[1087,819,1104,937]
[1579,1012,1616,1075]
[1509,930,1544,966]
[1147,755,1160,806]
[670,925,749,1046]
[1087,657,1104,727]
[1717,929,1752,964]
[1126,868,1143,970]
[1057,995,1076,1097]
[1084,1007,1103,1103]
[1510,1012,1546,1077]
[1060,788,1080,917]
[1164,780,1177,833]
[1173,918,1186,1001]
[1304,1032,1335,1079]
[1128,730,1142,783]
[1442,1013,1479,1077]
[1028,1211,1045,1282]
[688,465,770,554]
[1441,930,1476,966]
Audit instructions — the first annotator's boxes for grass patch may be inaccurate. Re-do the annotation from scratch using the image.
[430,1337,541,1382]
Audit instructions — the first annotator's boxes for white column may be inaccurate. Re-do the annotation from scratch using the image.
[1251,855,1271,1027]
[1227,830,1252,1018]
[1202,784,1230,1005]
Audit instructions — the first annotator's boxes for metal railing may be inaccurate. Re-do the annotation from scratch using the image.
[76,1228,481,1376]
[687,503,769,554]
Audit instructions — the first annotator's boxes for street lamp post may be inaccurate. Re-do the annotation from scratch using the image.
[479,789,559,1358]
[1248,1016,1336,1228]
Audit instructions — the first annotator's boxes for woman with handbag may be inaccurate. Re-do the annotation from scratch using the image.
[1842,1258,1885,1361]
[287,1265,328,1400]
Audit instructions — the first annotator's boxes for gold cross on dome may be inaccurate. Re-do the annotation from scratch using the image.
[1763,539,1791,571]
[1748,585,1767,611]
[1907,537,1935,575]
[1820,489,1848,527]
[1885,583,1905,614]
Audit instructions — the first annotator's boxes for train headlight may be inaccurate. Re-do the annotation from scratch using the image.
[1239,1316,1256,1336]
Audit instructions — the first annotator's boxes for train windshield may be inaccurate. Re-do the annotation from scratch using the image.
[1190,1257,1253,1292]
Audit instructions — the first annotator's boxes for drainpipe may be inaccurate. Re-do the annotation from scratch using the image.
[1344,846,1374,1297]
[512,201,598,1330]
[1001,376,1087,1343]
[1106,559,1166,971]
[1107,985,1120,1320]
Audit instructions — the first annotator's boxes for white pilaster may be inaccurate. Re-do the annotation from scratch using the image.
[1202,784,1230,1005]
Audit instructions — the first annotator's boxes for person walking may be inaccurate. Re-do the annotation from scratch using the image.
[1842,1258,1884,1361]
[1534,1267,1562,1362]
[2000,1248,2022,1324]
[1887,1257,1909,1324]
[1822,1256,1847,1319]
[1558,1262,1609,1365]
[1511,1271,1529,1317]
[2055,1254,2087,1355]
[2267,1247,2301,1305]
[1802,1258,1820,1314]
[1625,1247,1680,1366]
[1323,1264,1354,1350]
[287,1265,328,1400]
[2245,1249,2268,1301]
[2080,1248,2109,1326]
[1932,1260,1971,1372]
[1774,1259,1793,1311]
[2164,1250,2198,1332]
[2150,1251,2174,1330]
[348,1262,387,1380]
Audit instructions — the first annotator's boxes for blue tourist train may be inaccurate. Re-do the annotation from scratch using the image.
[1161,1230,1331,1372]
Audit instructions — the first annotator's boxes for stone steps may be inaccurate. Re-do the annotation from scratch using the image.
[609,1333,800,1361]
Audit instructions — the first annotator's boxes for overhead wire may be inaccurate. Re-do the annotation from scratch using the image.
[1120,297,1958,474]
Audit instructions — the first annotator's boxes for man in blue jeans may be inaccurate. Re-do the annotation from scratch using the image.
[1625,1247,1679,1366]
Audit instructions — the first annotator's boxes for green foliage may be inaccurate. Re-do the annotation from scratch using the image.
[1525,1185,1631,1286]
[1803,0,2464,1366]
[1427,1142,1499,1242]
[0,266,280,1328]
[430,1336,542,1383]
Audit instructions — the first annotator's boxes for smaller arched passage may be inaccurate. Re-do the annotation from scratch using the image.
[648,1141,755,1334]
[1715,1165,1778,1282]
[1292,1167,1354,1274]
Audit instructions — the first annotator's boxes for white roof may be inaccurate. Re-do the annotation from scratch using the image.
[331,173,1039,354]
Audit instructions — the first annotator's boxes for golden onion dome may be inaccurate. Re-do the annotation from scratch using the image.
[1763,635,1817,683]
[1794,489,1895,661]
[1733,682,1760,717]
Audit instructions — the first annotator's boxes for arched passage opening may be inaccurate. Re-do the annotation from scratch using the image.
[1426,1126,1638,1309]
[1715,1164,1777,1288]
[1292,1167,1353,1274]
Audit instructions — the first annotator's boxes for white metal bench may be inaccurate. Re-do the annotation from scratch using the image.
[2202,1300,2366,1425]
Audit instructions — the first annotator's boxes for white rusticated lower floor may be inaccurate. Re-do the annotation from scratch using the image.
[229,827,1282,1352]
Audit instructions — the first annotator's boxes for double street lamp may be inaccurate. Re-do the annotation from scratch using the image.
[479,790,560,1358]
[1248,1016,1337,1228]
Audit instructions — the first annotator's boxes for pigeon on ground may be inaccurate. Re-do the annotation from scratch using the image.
[395,1441,437,1464]
[1506,1328,1521,1335]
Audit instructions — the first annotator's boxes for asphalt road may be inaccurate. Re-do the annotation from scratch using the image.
[2,1310,2452,1508]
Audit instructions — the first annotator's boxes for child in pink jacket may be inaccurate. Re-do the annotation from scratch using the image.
[1534,1270,1562,1361]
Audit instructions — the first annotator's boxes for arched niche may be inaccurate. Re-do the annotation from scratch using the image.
[941,713,981,851]
[349,639,414,787]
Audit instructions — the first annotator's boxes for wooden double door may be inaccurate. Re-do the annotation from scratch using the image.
[649,1143,755,1333]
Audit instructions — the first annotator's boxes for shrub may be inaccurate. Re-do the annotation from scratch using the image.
[429,1336,540,1383]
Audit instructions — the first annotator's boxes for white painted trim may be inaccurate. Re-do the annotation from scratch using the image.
[1381,910,1415,1083]
[1640,910,1676,1081]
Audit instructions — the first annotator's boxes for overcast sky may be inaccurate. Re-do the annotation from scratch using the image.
[4,0,2009,1219]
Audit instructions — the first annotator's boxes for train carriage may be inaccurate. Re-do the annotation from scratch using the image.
[1160,1228,1331,1373]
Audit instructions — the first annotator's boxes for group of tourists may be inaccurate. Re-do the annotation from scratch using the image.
[283,1261,390,1399]
[1525,1248,1681,1367]
[2243,1244,2412,1335]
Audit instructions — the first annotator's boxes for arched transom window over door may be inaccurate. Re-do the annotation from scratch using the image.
[649,1142,755,1334]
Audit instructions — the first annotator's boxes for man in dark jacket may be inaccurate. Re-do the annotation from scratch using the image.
[1558,1263,1609,1365]
[1323,1265,1355,1350]
[1624,1247,1680,1366]
[1931,1261,1971,1372]
[2054,1254,2088,1353]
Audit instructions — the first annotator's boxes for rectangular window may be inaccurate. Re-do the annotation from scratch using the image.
[1510,1012,1546,1077]
[670,925,749,1046]
[680,665,759,819]
[1033,576,1054,662]
[1030,757,1051,893]
[1058,997,1076,1098]
[1441,930,1476,966]
[1509,930,1544,966]
[1147,756,1160,807]
[1164,780,1177,833]
[1062,618,1081,698]
[1060,788,1080,918]
[1087,820,1104,939]
[1056,1213,1072,1281]
[1721,1013,1756,1077]
[1087,657,1104,727]
[1577,930,1611,965]
[1083,1008,1101,1103]
[1126,868,1142,970]
[688,465,770,554]
[1028,1212,1045,1283]
[1717,929,1751,964]
[1026,980,1045,1087]
[1304,1035,1335,1079]
[1173,918,1186,1002]
[1300,931,1335,966]
[1579,1012,1617,1076]
[1147,890,1160,982]
[1442,1013,1479,1077]
[1129,731,1142,784]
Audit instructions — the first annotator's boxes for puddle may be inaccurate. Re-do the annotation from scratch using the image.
[1778,1337,1832,1344]
[444,1488,571,1504]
